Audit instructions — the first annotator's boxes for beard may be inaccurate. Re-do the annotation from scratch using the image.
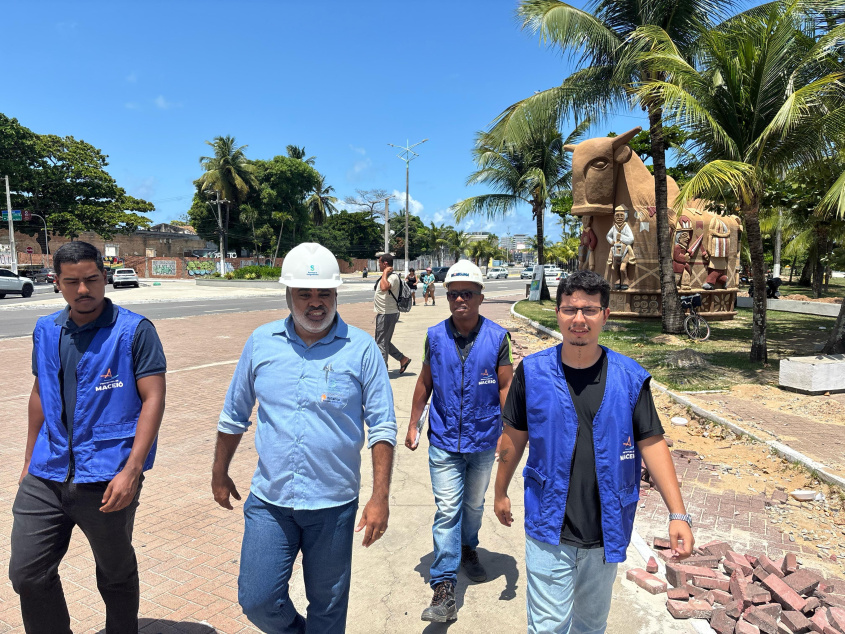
[292,302,337,334]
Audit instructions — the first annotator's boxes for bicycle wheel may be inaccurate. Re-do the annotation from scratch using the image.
[684,314,711,341]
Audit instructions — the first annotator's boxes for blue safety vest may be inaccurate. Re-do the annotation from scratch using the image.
[30,307,154,483]
[522,345,649,562]
[427,318,507,453]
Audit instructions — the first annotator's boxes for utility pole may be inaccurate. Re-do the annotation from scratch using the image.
[31,213,49,264]
[383,197,390,254]
[388,138,428,274]
[205,189,226,276]
[5,176,18,273]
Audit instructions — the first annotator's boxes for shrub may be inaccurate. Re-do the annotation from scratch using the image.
[232,265,281,280]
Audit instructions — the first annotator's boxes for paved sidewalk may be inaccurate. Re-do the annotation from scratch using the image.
[0,291,692,633]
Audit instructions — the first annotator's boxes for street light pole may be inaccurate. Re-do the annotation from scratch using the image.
[30,213,49,264]
[388,138,428,274]
[5,176,18,273]
[383,197,390,254]
[204,189,225,276]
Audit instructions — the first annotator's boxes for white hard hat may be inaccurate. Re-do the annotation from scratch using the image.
[279,243,343,288]
[444,260,485,290]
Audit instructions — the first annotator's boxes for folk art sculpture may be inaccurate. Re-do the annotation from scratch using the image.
[564,127,742,318]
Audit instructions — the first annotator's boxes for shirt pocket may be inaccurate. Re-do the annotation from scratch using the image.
[93,421,138,441]
[320,371,358,410]
[523,465,546,521]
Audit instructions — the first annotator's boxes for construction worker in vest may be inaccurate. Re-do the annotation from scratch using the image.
[212,243,397,633]
[404,259,513,623]
[494,270,693,634]
[10,241,167,633]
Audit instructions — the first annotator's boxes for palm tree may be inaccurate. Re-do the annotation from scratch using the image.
[271,210,294,264]
[489,0,739,333]
[286,145,316,166]
[453,119,588,268]
[306,174,339,226]
[418,222,449,264]
[239,204,261,255]
[635,4,845,362]
[447,229,471,262]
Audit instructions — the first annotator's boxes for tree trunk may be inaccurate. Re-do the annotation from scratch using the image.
[799,254,813,286]
[534,200,545,266]
[744,202,768,363]
[773,208,782,278]
[648,107,684,334]
[788,255,797,282]
[822,298,845,354]
[812,233,828,299]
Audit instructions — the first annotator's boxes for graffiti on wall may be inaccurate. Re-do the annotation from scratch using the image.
[187,260,216,276]
[152,260,177,276]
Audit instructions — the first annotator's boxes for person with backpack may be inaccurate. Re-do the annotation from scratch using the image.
[373,253,412,373]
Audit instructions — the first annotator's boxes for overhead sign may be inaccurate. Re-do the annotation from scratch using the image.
[1,210,22,221]
[529,265,545,301]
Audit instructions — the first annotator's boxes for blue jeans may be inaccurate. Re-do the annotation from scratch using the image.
[238,494,358,634]
[525,536,618,634]
[428,445,496,587]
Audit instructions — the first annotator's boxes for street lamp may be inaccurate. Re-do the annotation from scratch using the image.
[203,189,226,276]
[29,213,49,264]
[388,138,428,274]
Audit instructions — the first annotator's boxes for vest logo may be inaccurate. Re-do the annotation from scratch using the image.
[620,435,635,461]
[96,368,124,392]
[478,368,497,386]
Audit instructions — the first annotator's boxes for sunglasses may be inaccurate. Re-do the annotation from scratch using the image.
[558,306,605,317]
[446,290,481,301]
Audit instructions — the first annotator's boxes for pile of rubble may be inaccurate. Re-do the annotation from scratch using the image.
[626,539,845,633]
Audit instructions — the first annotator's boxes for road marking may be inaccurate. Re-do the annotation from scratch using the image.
[169,360,239,374]
[204,309,238,313]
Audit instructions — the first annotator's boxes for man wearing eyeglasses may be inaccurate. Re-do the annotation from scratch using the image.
[494,270,693,633]
[404,260,513,623]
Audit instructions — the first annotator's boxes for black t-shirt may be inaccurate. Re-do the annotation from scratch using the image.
[423,316,512,366]
[502,349,663,548]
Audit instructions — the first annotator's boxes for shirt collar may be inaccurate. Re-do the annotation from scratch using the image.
[55,297,118,331]
[278,313,349,347]
[447,315,484,340]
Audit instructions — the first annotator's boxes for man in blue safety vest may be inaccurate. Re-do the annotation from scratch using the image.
[494,270,693,633]
[405,259,513,623]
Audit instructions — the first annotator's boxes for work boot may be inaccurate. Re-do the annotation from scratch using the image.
[461,545,487,582]
[421,581,457,622]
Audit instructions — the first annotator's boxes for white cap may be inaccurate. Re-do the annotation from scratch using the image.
[444,260,485,290]
[279,243,343,288]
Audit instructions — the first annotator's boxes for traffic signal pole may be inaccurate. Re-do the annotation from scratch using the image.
[5,176,18,273]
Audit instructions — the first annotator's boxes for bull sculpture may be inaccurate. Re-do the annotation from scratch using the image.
[564,127,742,319]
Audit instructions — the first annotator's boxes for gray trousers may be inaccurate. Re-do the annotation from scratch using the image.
[375,312,404,366]
[9,473,142,634]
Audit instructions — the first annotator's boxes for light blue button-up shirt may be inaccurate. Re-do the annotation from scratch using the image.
[218,314,397,510]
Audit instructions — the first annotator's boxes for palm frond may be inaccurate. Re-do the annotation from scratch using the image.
[818,168,845,219]
[451,194,524,222]
[674,160,760,211]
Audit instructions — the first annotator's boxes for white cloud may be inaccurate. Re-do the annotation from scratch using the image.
[125,72,137,83]
[346,158,372,182]
[349,145,367,155]
[154,95,181,109]
[433,211,446,223]
[462,218,477,231]
[130,177,156,200]
[391,190,424,216]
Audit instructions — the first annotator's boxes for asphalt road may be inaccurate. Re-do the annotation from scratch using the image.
[0,278,528,339]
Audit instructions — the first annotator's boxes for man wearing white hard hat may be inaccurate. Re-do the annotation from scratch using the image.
[212,243,397,633]
[404,259,513,623]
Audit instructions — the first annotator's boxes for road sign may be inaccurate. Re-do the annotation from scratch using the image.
[1,210,22,221]
[25,246,33,254]
[22,210,31,221]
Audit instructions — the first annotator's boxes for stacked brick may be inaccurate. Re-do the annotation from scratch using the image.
[625,537,845,633]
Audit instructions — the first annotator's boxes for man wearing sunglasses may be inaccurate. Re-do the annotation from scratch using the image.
[404,260,513,623]
[493,270,693,633]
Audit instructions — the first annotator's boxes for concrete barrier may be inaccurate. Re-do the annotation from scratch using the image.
[736,295,841,317]
[779,354,845,395]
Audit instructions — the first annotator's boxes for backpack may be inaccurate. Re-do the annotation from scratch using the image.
[388,276,413,313]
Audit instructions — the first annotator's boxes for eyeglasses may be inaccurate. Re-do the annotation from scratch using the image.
[446,290,481,301]
[558,306,605,317]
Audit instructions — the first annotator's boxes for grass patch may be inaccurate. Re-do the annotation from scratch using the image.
[513,299,837,391]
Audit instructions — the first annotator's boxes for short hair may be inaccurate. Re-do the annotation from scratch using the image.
[556,270,610,309]
[409,267,415,273]
[53,241,104,276]
[379,253,394,266]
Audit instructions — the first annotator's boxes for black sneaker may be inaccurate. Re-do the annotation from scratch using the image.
[421,581,457,622]
[461,545,487,582]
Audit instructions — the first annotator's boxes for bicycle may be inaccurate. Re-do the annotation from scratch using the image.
[679,293,710,341]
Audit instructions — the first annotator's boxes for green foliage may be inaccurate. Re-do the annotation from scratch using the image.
[0,113,154,239]
[309,210,383,262]
[389,211,426,260]
[232,265,281,280]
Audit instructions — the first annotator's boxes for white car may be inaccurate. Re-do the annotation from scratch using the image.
[544,267,564,286]
[0,268,35,298]
[112,268,140,289]
[486,266,508,280]
[520,266,535,279]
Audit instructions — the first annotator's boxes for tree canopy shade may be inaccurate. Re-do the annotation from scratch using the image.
[0,113,154,239]
[488,0,741,333]
[634,2,845,362]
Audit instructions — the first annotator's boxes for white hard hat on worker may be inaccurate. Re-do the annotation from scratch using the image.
[279,243,343,288]
[443,260,485,290]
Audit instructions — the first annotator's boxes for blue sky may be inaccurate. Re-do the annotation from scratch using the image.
[5,1,650,242]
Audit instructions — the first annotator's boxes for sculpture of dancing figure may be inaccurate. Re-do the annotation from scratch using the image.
[578,215,597,271]
[605,205,636,290]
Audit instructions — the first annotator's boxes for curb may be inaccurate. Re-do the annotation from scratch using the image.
[508,301,845,491]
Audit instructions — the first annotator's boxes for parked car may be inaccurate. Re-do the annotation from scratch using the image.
[520,266,535,279]
[112,268,140,288]
[0,268,35,298]
[544,267,564,286]
[27,268,54,283]
[430,266,451,282]
[486,266,509,280]
[44,269,56,284]
[106,269,115,285]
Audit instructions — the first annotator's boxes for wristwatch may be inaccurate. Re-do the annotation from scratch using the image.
[668,513,693,527]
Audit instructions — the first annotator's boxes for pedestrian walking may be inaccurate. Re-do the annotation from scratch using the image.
[494,270,694,634]
[212,243,398,634]
[421,267,436,306]
[9,241,167,634]
[406,267,418,306]
[404,260,513,623]
[373,253,411,373]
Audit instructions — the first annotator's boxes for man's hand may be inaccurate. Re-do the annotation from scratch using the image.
[494,494,513,527]
[404,425,418,450]
[212,470,241,510]
[668,520,694,560]
[383,266,394,277]
[100,466,142,513]
[355,495,388,547]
